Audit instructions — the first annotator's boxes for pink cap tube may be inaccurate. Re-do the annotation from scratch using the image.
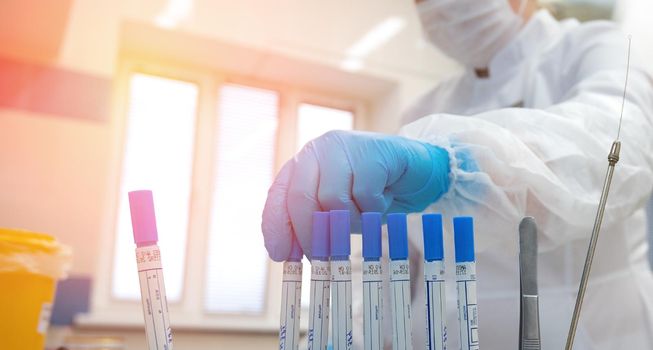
[128,190,159,245]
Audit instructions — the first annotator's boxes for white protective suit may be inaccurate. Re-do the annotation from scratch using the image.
[392,9,653,350]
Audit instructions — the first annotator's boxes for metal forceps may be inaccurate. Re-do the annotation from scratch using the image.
[519,217,541,350]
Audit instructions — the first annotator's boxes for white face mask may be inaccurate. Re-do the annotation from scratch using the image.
[418,0,525,69]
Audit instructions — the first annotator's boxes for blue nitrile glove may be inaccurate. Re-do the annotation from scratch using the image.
[262,130,450,261]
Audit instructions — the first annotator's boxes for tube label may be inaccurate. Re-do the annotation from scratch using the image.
[308,260,331,350]
[331,260,353,350]
[280,261,303,350]
[425,260,447,350]
[135,245,173,350]
[362,261,383,350]
[390,260,413,350]
[456,261,478,350]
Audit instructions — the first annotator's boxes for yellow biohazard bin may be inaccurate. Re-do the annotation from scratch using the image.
[0,228,71,350]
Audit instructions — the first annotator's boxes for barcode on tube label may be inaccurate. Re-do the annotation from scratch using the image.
[136,245,163,271]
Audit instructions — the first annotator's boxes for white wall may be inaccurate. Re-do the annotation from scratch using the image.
[0,109,111,276]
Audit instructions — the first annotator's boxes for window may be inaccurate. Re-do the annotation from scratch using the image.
[296,103,354,150]
[204,85,279,314]
[86,61,363,330]
[112,74,198,302]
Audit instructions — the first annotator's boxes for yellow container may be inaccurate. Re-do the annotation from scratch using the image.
[0,228,71,350]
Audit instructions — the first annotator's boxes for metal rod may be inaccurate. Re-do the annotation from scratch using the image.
[617,35,632,141]
[564,141,620,350]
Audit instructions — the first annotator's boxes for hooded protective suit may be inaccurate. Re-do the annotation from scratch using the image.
[396,7,653,350]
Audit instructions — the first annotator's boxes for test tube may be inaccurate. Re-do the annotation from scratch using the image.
[279,238,303,350]
[127,190,173,350]
[361,212,384,350]
[308,212,331,350]
[330,210,353,350]
[454,217,479,350]
[422,214,447,350]
[387,213,413,350]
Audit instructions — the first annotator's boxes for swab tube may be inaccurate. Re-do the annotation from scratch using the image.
[279,239,303,350]
[422,214,447,350]
[308,212,331,350]
[454,217,479,350]
[361,212,384,350]
[387,213,413,350]
[330,210,353,350]
[128,190,173,350]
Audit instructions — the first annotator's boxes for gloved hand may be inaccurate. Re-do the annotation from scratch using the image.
[262,130,450,261]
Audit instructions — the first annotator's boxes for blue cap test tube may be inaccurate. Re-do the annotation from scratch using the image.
[387,213,413,350]
[279,238,303,350]
[454,216,479,349]
[307,212,331,350]
[422,214,447,350]
[361,212,383,350]
[330,210,353,350]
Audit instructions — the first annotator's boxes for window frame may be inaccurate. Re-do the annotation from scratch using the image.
[78,58,367,332]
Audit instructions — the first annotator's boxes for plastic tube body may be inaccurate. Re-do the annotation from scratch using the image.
[390,259,413,350]
[361,212,383,350]
[308,258,330,350]
[129,191,173,350]
[422,214,446,350]
[387,213,412,350]
[456,260,479,350]
[330,210,353,350]
[135,243,173,350]
[280,259,303,350]
[454,216,479,350]
[331,257,353,349]
[363,259,383,350]
[424,259,447,350]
